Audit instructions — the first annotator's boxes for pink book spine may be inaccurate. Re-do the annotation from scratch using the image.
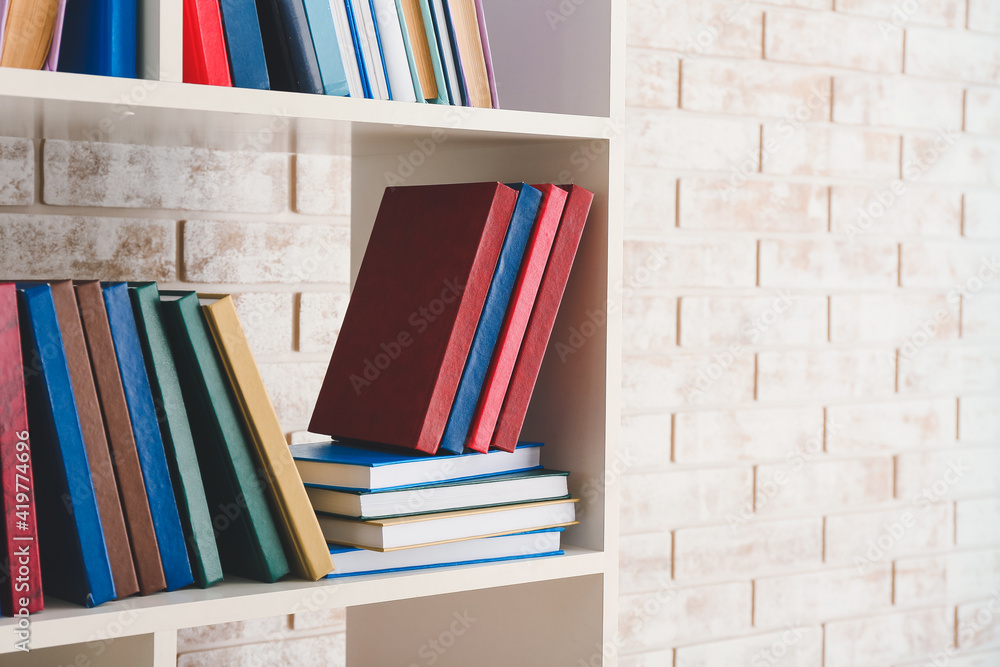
[43,0,68,71]
[0,0,10,56]
[473,0,498,108]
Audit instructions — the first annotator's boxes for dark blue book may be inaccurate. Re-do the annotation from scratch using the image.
[218,0,271,90]
[255,0,297,92]
[270,0,324,94]
[58,0,137,78]
[343,0,373,98]
[17,284,116,607]
[102,283,194,592]
[439,184,542,453]
[302,0,350,96]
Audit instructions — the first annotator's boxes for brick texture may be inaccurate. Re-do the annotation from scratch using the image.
[0,137,33,205]
[294,154,350,216]
[626,109,760,171]
[764,10,904,72]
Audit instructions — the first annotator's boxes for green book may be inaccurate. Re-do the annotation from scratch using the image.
[159,291,290,583]
[129,283,224,588]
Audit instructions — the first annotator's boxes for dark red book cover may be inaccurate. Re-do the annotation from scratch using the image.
[183,0,233,86]
[309,182,517,453]
[491,185,594,452]
[466,184,568,452]
[0,283,44,616]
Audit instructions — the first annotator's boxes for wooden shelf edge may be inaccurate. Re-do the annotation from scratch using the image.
[0,547,607,654]
[0,68,614,142]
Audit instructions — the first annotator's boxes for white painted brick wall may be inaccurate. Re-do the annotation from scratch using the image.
[6,0,998,662]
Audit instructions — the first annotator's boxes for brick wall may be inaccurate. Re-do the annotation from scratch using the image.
[2,0,999,663]
[620,0,1000,665]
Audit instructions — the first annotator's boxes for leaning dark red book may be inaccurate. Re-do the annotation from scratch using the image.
[0,283,43,616]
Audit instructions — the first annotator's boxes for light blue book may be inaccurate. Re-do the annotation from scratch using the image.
[393,0,425,102]
[291,440,543,491]
[326,528,564,578]
[302,0,351,96]
[438,184,543,453]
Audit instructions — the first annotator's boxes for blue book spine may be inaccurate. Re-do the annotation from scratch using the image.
[17,284,116,607]
[438,184,543,453]
[302,0,350,96]
[366,0,392,100]
[276,0,325,94]
[102,283,194,591]
[344,0,373,98]
[218,0,271,90]
[57,0,136,78]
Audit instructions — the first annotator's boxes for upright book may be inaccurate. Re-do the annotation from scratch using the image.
[129,283,222,589]
[18,283,115,608]
[103,283,194,592]
[349,0,390,100]
[492,185,594,451]
[201,295,333,581]
[75,280,166,596]
[301,0,349,96]
[160,291,290,583]
[443,0,490,107]
[309,182,518,453]
[0,0,66,70]
[254,0,296,91]
[466,185,567,452]
[217,0,270,89]
[270,0,324,94]
[438,183,542,454]
[393,0,425,101]
[428,0,462,105]
[183,0,233,87]
[412,0,448,104]
[58,0,136,78]
[371,0,415,101]
[329,0,365,97]
[50,281,138,600]
[0,283,42,616]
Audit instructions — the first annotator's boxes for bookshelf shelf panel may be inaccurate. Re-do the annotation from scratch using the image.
[0,548,605,655]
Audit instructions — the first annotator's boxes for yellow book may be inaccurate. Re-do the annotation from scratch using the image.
[201,295,335,580]
[0,0,59,69]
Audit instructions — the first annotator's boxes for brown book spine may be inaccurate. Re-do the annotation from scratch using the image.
[50,281,140,599]
[75,281,166,595]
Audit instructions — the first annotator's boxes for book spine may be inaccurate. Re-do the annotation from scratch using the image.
[0,284,43,616]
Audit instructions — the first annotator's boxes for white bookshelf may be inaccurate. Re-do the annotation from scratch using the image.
[0,0,623,663]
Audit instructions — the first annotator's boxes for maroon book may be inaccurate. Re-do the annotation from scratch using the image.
[309,182,517,453]
[491,185,594,452]
[0,283,44,616]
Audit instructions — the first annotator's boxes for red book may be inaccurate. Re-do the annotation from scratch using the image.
[465,184,568,452]
[491,185,594,452]
[0,283,43,616]
[309,182,517,453]
[183,0,233,86]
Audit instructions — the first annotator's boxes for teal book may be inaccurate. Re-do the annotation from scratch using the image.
[159,291,290,583]
[129,283,224,588]
[393,0,425,101]
[302,0,351,96]
[416,0,448,104]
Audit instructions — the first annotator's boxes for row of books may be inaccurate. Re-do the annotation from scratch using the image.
[290,441,576,577]
[189,0,497,105]
[0,282,333,614]
[0,0,497,107]
[308,182,594,455]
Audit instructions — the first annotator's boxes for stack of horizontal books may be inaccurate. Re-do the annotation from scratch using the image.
[291,440,576,577]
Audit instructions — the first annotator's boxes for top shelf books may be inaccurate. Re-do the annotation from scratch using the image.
[0,0,611,119]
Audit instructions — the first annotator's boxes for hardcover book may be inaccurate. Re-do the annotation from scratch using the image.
[160,291,290,583]
[58,0,136,78]
[329,0,365,97]
[466,185,568,452]
[51,281,138,600]
[492,185,594,451]
[104,283,194,592]
[18,283,115,607]
[308,182,518,453]
[130,283,223,588]
[438,183,542,453]
[0,0,64,70]
[270,0,324,94]
[302,0,350,96]
[411,0,448,104]
[183,0,233,87]
[0,283,42,616]
[371,0,415,101]
[443,0,490,107]
[291,440,542,491]
[75,280,166,596]
[201,295,334,580]
[218,0,270,89]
